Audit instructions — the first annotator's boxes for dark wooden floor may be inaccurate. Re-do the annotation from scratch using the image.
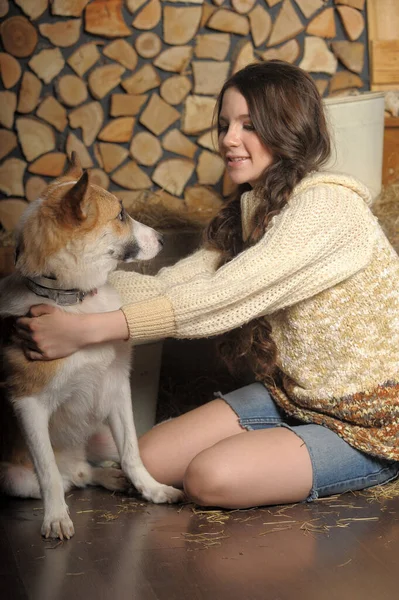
[2,339,398,599]
[1,484,399,600]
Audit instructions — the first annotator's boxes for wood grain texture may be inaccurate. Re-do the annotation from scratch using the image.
[1,486,399,600]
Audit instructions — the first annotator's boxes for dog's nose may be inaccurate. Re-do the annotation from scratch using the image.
[157,232,164,247]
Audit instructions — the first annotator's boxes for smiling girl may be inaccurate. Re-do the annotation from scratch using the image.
[17,61,399,507]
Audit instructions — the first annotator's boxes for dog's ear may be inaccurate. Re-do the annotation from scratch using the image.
[60,171,90,223]
[64,151,83,180]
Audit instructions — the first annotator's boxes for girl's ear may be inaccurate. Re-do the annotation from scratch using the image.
[63,151,83,180]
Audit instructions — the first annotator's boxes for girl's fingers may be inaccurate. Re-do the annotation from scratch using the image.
[14,327,33,341]
[18,336,40,353]
[29,304,57,318]
[16,317,33,331]
[24,349,45,361]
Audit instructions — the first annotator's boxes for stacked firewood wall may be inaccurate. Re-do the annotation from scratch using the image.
[0,0,368,232]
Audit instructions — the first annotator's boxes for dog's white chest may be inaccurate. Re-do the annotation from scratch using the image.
[47,342,130,446]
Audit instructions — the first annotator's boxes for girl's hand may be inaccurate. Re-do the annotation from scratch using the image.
[16,304,88,360]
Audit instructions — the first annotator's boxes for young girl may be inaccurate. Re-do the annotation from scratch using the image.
[17,61,399,509]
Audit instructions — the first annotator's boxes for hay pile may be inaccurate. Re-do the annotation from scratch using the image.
[373,182,399,254]
[126,200,206,231]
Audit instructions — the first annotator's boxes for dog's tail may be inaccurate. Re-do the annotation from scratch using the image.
[0,461,41,499]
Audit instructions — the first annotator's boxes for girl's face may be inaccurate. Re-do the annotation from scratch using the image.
[218,87,273,187]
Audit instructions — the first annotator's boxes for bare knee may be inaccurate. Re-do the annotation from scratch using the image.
[183,450,235,508]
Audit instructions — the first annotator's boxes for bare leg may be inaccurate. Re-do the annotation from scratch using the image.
[183,427,313,508]
[139,399,246,487]
[139,399,313,508]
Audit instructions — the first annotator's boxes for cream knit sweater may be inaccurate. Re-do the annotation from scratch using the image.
[111,172,399,461]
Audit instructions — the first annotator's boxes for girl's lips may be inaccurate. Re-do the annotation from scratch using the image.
[226,156,250,167]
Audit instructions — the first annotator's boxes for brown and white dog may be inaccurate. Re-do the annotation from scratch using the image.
[0,153,183,540]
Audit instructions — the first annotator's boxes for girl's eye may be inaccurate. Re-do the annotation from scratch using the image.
[244,123,255,131]
[218,124,228,133]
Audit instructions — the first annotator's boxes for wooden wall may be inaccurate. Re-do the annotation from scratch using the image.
[0,0,370,233]
[366,0,399,186]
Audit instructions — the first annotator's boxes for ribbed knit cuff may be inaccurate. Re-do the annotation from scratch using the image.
[121,296,176,344]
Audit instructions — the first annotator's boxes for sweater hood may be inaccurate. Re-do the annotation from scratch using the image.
[293,171,373,207]
[241,171,373,241]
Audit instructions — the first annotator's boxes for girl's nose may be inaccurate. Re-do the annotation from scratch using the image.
[222,125,240,148]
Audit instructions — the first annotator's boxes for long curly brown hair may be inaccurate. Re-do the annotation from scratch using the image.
[205,61,331,382]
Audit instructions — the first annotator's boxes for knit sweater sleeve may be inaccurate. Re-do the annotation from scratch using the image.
[109,247,220,305]
[121,183,375,343]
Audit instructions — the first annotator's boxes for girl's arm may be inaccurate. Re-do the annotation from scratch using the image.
[16,247,220,360]
[121,184,375,343]
[109,247,220,305]
[17,181,374,359]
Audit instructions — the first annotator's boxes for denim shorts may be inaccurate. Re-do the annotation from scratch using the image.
[216,382,399,501]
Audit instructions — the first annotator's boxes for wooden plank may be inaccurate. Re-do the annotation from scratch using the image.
[371,83,399,92]
[367,0,399,42]
[383,117,399,185]
[385,116,399,128]
[2,487,399,600]
[370,40,399,85]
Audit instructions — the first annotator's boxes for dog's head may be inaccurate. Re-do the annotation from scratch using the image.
[15,153,163,291]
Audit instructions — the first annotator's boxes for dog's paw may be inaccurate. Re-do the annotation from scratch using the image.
[94,467,129,492]
[141,483,185,504]
[41,513,75,540]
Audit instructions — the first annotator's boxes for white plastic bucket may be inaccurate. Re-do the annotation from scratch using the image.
[323,92,385,201]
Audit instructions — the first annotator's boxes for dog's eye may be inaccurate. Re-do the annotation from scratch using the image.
[118,209,125,222]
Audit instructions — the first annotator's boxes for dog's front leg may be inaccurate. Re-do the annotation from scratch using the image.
[14,397,74,539]
[107,379,184,504]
